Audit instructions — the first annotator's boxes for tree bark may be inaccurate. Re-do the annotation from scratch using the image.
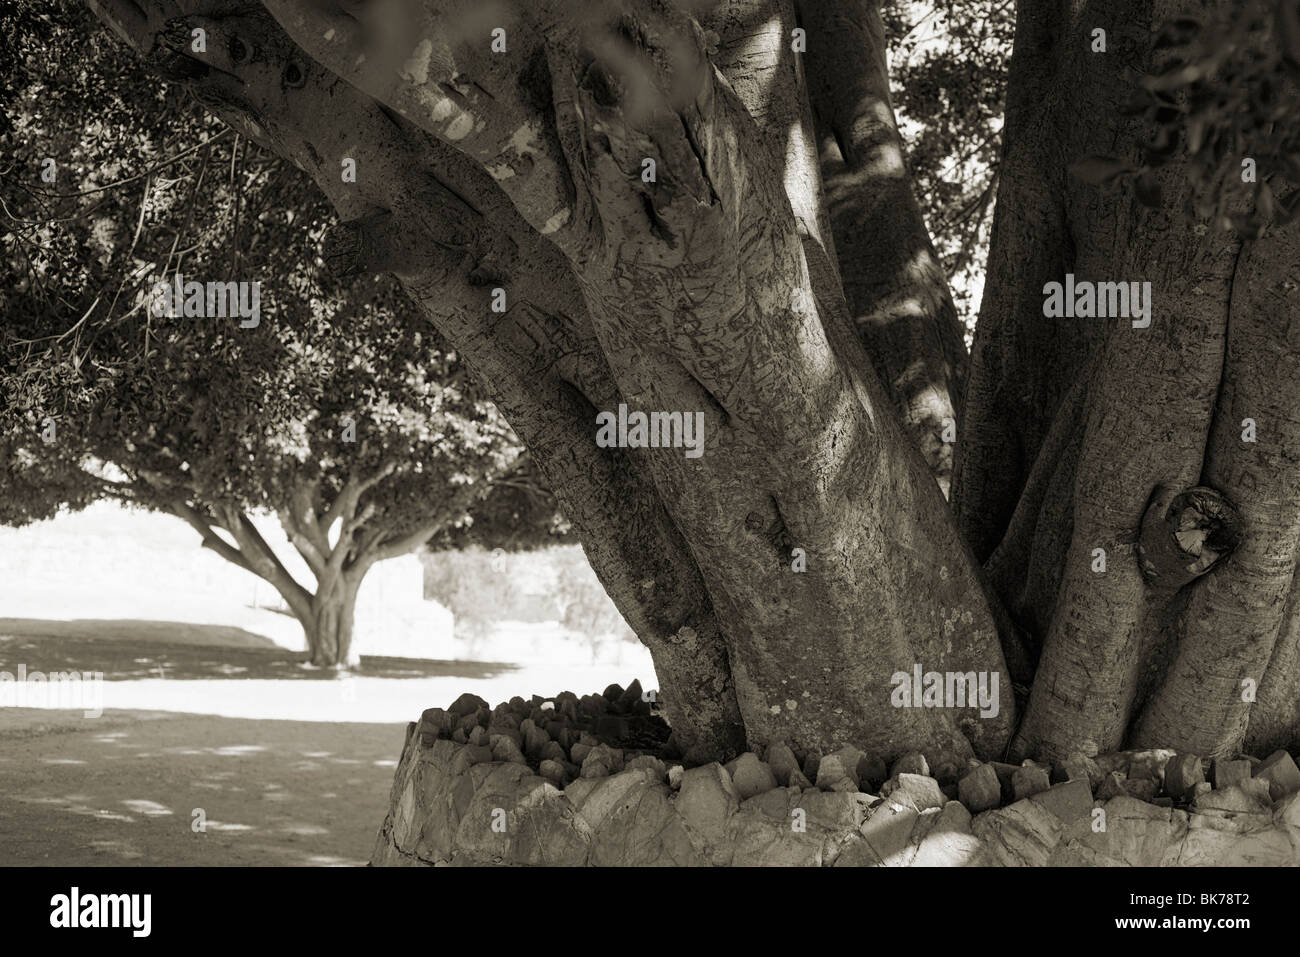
[300,567,363,668]
[91,0,1300,768]
[84,0,1014,767]
[960,0,1300,760]
[254,0,1013,766]
[797,0,969,495]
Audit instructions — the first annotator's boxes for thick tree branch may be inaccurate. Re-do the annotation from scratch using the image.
[169,498,254,575]
[795,0,968,495]
[368,519,445,566]
[216,503,315,619]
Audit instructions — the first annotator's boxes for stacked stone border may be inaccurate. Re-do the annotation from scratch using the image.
[371,686,1300,866]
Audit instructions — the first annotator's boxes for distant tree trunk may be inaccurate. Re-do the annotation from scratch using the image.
[300,568,363,668]
[165,469,435,670]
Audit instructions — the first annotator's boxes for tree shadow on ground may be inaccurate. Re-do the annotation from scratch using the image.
[0,619,517,681]
[0,711,406,865]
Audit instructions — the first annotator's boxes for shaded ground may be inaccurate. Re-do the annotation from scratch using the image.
[0,506,655,865]
[0,708,403,866]
[0,631,650,865]
[0,619,517,681]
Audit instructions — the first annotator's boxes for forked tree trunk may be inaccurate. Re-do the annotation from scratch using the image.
[92,0,1300,766]
[956,0,1300,760]
[299,571,363,668]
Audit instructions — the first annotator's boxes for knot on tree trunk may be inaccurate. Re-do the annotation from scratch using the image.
[1138,485,1243,590]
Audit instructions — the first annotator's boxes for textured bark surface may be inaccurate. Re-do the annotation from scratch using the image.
[301,577,361,668]
[87,0,1300,768]
[91,0,1013,768]
[960,0,1300,760]
[797,0,969,496]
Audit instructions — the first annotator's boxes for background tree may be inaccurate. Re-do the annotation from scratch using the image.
[31,0,1300,769]
[1,5,526,667]
[882,0,1013,329]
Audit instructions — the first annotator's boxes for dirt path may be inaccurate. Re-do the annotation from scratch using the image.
[0,709,405,866]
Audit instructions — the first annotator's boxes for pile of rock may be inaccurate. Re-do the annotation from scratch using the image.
[955,747,1300,814]
[417,681,672,790]
[372,684,1300,866]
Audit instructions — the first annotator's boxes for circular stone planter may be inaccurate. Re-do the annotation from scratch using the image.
[370,687,1300,866]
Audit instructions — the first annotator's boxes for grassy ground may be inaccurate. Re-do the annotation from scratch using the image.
[0,707,402,866]
[0,503,655,865]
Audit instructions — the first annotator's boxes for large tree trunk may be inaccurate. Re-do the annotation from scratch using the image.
[300,569,363,668]
[90,0,1300,768]
[955,0,1300,760]
[91,0,1010,769]
[256,0,1013,769]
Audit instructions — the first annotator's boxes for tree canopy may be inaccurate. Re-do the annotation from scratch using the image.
[0,1,556,665]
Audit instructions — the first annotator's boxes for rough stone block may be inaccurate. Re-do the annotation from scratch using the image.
[1028,778,1094,829]
[677,763,740,835]
[764,742,801,787]
[1164,752,1205,801]
[625,755,667,780]
[448,692,488,717]
[1012,765,1051,801]
[890,751,929,778]
[858,799,920,865]
[1254,750,1300,801]
[1213,758,1252,791]
[490,735,528,766]
[959,763,1002,813]
[911,801,987,866]
[891,772,946,811]
[971,798,1063,866]
[797,789,872,830]
[1054,753,1101,789]
[1126,778,1159,803]
[1096,771,1128,800]
[1193,784,1272,815]
[726,752,778,800]
[1075,797,1188,867]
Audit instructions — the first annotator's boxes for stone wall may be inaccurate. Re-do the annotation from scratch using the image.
[371,688,1300,866]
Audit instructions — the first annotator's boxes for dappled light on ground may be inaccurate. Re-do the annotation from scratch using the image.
[0,624,513,681]
[0,710,404,865]
[0,628,656,864]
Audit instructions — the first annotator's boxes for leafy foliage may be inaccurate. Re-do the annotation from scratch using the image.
[0,1,557,558]
[883,0,1014,330]
[1073,1,1300,234]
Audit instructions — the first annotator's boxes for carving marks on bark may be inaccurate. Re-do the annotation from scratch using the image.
[94,0,1016,766]
[87,0,749,759]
